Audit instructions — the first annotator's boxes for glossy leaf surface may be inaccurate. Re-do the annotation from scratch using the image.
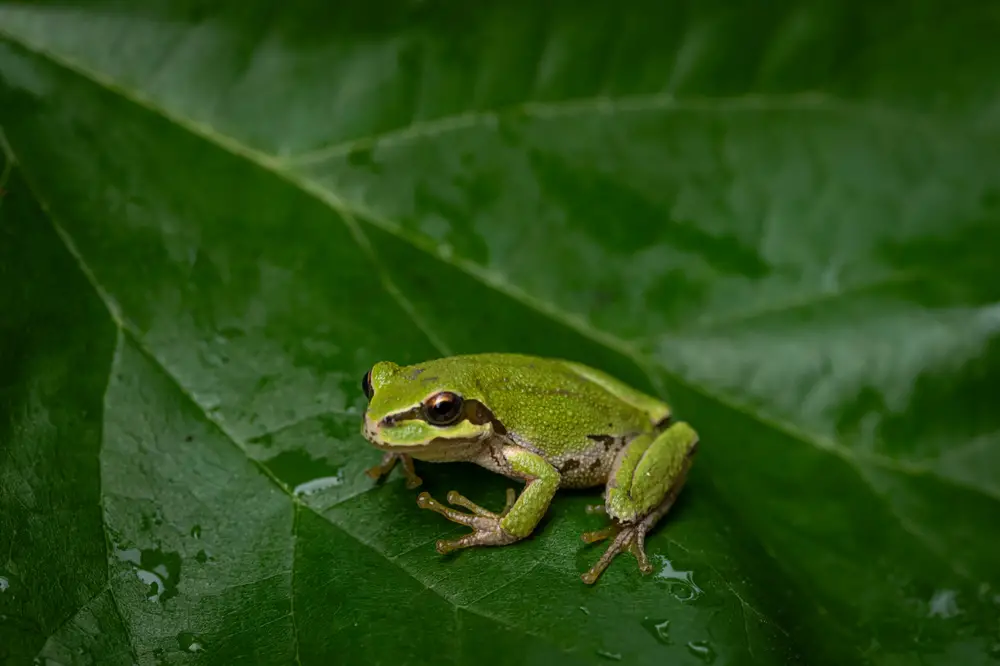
[2,2,999,665]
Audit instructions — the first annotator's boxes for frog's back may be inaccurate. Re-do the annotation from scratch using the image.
[410,353,668,457]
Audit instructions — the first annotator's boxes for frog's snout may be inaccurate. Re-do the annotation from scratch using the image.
[362,414,381,443]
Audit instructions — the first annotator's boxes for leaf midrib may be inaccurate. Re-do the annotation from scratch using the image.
[0,27,969,488]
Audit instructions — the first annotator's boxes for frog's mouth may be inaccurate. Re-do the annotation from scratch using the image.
[362,414,487,460]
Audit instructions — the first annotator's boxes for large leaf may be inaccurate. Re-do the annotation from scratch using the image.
[2,2,999,664]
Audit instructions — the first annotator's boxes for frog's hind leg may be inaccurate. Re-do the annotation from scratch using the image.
[580,421,698,584]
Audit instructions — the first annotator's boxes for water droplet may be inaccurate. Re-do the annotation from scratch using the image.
[686,640,716,663]
[928,589,960,618]
[177,631,205,653]
[0,577,8,593]
[641,618,671,645]
[115,546,182,603]
[293,472,345,496]
[653,555,703,601]
[596,650,621,661]
[190,525,202,539]
[264,449,343,490]
[579,606,590,615]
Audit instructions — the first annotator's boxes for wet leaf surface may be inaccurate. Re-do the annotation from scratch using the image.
[2,2,999,665]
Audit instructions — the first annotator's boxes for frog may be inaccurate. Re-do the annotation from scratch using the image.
[360,353,699,584]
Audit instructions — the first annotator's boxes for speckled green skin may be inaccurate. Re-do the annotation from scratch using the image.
[361,353,699,583]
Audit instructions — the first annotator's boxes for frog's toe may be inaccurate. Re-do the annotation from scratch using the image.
[580,524,618,543]
[418,491,521,553]
[435,525,519,554]
[417,492,477,526]
[580,522,654,584]
[443,488,516,518]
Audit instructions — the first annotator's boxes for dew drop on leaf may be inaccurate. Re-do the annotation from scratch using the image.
[653,555,703,601]
[177,631,205,653]
[293,472,345,496]
[641,618,671,645]
[115,545,182,603]
[928,589,960,618]
[686,640,716,663]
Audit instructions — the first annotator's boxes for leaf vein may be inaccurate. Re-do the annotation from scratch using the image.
[282,92,941,167]
[36,199,574,660]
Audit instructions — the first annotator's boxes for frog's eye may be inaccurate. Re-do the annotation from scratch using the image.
[361,369,374,401]
[423,392,463,426]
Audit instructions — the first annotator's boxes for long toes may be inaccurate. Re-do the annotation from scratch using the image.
[581,529,630,583]
[633,530,653,573]
[445,490,496,517]
[582,525,654,583]
[435,535,477,554]
[417,492,477,526]
[628,538,653,574]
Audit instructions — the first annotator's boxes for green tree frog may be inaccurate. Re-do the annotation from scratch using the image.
[360,353,699,584]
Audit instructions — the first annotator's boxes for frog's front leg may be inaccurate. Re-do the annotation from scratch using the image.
[417,446,560,553]
[366,452,423,489]
[581,422,699,584]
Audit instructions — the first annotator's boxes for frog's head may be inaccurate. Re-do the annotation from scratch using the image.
[360,360,495,458]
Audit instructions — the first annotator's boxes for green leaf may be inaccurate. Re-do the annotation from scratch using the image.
[2,2,999,665]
